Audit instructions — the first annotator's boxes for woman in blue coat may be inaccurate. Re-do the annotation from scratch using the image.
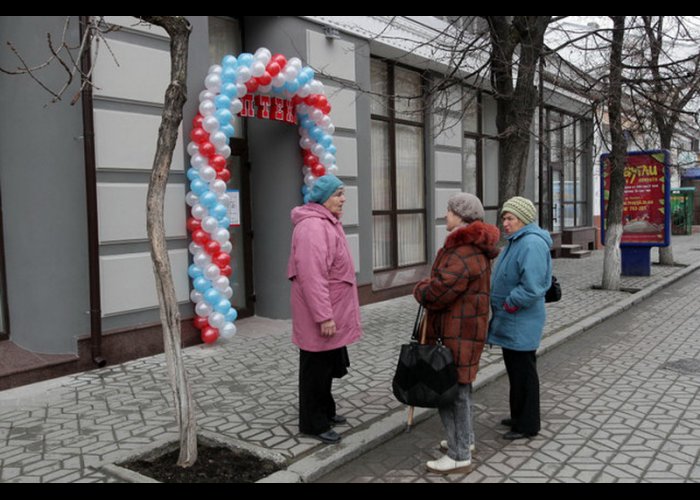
[487,196,552,440]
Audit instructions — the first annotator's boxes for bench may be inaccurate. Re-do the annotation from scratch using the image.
[562,226,596,251]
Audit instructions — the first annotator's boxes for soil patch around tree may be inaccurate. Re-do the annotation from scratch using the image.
[120,442,283,483]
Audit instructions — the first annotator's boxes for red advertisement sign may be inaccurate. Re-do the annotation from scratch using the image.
[601,150,670,245]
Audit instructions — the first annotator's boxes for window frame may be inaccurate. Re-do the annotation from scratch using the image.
[370,57,427,273]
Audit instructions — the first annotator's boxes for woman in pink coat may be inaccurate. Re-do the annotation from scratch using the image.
[287,174,363,444]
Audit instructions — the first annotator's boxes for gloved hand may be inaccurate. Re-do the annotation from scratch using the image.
[503,301,519,314]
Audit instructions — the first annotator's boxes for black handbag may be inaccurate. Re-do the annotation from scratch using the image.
[545,275,562,303]
[392,306,459,408]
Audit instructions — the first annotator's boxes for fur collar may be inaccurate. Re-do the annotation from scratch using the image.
[444,221,500,258]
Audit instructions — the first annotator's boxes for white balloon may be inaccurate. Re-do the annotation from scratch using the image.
[199,99,216,116]
[189,242,202,255]
[312,144,325,157]
[236,66,252,83]
[299,137,313,150]
[283,66,298,81]
[204,263,221,280]
[254,47,272,64]
[195,301,212,317]
[304,173,317,187]
[211,179,227,195]
[298,84,311,98]
[321,153,335,167]
[207,64,223,75]
[309,80,324,95]
[218,145,231,159]
[327,165,339,174]
[203,115,220,133]
[218,193,231,207]
[220,241,232,254]
[210,131,228,148]
[187,142,200,156]
[191,153,207,168]
[320,115,332,128]
[258,84,272,94]
[213,275,229,291]
[236,83,248,98]
[251,61,266,78]
[288,57,302,69]
[194,251,211,268]
[230,99,243,115]
[191,204,208,220]
[202,216,218,233]
[190,289,204,304]
[310,108,324,122]
[223,286,233,299]
[199,90,216,102]
[199,166,217,182]
[185,191,199,207]
[213,228,230,244]
[220,322,237,339]
[272,74,286,88]
[205,73,222,93]
[208,311,225,329]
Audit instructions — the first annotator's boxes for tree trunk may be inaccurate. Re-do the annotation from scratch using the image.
[486,16,551,205]
[139,16,196,468]
[602,16,627,291]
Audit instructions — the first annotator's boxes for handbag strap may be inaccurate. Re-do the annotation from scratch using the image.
[412,305,443,345]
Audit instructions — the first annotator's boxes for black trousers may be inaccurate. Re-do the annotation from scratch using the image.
[298,347,349,435]
[502,348,541,435]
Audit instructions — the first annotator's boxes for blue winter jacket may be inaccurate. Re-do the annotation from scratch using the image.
[487,223,552,351]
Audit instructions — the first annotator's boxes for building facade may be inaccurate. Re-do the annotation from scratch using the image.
[0,16,595,387]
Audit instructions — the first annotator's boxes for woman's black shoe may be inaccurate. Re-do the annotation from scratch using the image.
[500,418,514,427]
[502,430,536,440]
[305,429,342,444]
[330,414,347,425]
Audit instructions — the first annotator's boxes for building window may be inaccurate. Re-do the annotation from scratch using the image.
[0,194,6,340]
[542,108,591,231]
[370,58,426,271]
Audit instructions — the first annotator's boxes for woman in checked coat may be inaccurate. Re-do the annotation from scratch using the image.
[413,193,500,475]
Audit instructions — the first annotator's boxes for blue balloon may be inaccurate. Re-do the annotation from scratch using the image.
[190,179,208,196]
[221,82,237,98]
[225,308,238,323]
[188,264,203,279]
[215,95,232,110]
[220,124,235,138]
[204,288,222,304]
[221,55,237,67]
[221,66,237,84]
[193,276,212,293]
[214,299,232,314]
[187,168,200,181]
[215,109,233,125]
[218,216,231,228]
[200,191,218,209]
[238,53,254,66]
[210,203,228,219]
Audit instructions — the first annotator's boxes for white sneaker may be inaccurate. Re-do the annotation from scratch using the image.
[439,440,475,452]
[426,454,474,474]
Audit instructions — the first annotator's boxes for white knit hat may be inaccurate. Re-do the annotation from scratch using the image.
[447,193,484,222]
[501,196,536,225]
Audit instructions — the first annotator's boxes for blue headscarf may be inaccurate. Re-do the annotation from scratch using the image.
[304,174,343,205]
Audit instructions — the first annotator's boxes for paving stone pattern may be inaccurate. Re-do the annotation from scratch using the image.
[1,235,700,482]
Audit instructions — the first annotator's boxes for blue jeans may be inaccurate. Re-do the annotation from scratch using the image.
[438,383,474,461]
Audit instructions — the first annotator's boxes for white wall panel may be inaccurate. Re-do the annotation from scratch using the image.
[97,183,186,243]
[435,150,462,182]
[342,186,359,226]
[94,108,184,171]
[435,187,460,218]
[433,113,462,148]
[334,136,358,177]
[346,233,360,274]
[434,224,448,257]
[93,39,170,104]
[324,85,356,131]
[100,249,189,316]
[307,30,356,82]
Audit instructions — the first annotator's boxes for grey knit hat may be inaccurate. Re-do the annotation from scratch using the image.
[501,196,537,225]
[447,193,484,223]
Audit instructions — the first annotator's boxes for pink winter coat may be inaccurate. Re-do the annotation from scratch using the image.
[287,203,363,352]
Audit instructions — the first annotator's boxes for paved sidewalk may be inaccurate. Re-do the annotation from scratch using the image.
[1,234,700,482]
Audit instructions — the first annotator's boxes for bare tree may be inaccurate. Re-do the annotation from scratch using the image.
[2,15,198,467]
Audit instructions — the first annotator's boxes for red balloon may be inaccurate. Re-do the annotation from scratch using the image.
[272,54,287,68]
[304,153,318,166]
[192,229,209,246]
[322,104,332,114]
[266,62,281,77]
[190,127,208,144]
[213,252,231,267]
[210,155,226,172]
[192,114,204,129]
[193,316,209,330]
[246,79,259,93]
[204,240,221,255]
[217,169,231,183]
[201,326,219,344]
[306,94,320,107]
[258,72,272,86]
[186,217,201,233]
[316,96,329,109]
[199,141,216,158]
[220,264,233,277]
[311,163,326,177]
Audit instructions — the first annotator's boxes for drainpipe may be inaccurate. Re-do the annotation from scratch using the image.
[79,16,106,368]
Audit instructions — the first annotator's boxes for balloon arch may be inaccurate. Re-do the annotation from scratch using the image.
[185,48,338,344]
